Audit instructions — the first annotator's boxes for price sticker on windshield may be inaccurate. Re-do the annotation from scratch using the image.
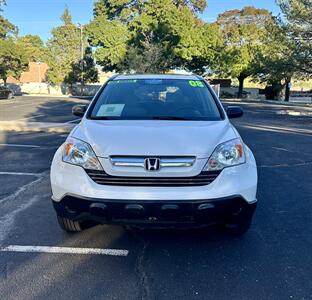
[189,80,205,88]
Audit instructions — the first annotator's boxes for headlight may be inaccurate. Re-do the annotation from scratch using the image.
[62,137,103,170]
[203,138,246,171]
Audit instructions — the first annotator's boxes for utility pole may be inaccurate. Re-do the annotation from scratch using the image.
[37,61,41,83]
[37,61,41,94]
[78,23,84,96]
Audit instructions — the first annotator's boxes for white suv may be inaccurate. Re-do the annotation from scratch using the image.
[50,74,257,235]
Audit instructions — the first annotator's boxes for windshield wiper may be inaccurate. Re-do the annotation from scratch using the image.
[152,116,191,120]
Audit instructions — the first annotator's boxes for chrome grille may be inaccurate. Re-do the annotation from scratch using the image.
[110,156,195,169]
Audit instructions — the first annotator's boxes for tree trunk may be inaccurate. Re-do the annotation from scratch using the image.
[284,78,291,102]
[237,76,245,98]
[3,77,7,86]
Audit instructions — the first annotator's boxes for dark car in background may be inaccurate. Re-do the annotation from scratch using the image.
[0,85,14,99]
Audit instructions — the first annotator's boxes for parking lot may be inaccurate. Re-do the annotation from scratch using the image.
[0,96,312,299]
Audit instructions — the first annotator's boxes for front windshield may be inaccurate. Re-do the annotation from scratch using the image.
[89,79,222,121]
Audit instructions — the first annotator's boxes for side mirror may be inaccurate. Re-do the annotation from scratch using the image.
[226,106,243,119]
[72,104,87,117]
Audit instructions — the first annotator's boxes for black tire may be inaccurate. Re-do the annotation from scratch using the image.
[223,216,253,236]
[7,92,13,99]
[57,215,83,233]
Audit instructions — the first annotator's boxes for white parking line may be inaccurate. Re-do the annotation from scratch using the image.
[0,172,40,176]
[14,114,45,121]
[65,118,81,124]
[0,143,41,148]
[0,245,129,256]
[272,146,296,153]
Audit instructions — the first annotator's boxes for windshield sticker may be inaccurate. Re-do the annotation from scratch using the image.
[96,104,125,117]
[107,80,137,85]
[189,80,205,88]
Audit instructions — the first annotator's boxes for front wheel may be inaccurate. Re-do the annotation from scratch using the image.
[57,216,83,232]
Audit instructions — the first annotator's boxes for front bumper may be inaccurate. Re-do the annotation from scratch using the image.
[52,195,257,226]
[51,146,258,203]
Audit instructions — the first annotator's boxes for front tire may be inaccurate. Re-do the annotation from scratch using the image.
[57,215,83,232]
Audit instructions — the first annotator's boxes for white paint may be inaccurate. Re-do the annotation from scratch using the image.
[14,114,45,121]
[272,146,295,153]
[0,172,40,176]
[0,245,129,256]
[0,173,48,243]
[0,143,41,148]
[0,175,43,205]
[0,195,42,243]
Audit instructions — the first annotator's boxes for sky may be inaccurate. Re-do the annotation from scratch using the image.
[3,0,281,42]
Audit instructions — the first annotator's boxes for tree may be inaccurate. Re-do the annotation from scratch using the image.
[17,35,46,62]
[66,47,98,84]
[121,35,174,73]
[215,6,273,97]
[86,16,129,71]
[0,2,27,84]
[93,0,207,22]
[254,18,298,101]
[46,7,81,84]
[254,0,312,101]
[277,0,312,75]
[87,0,220,73]
[0,38,28,84]
[0,1,17,39]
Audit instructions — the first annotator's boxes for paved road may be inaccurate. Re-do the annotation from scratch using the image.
[0,97,312,299]
[0,96,90,123]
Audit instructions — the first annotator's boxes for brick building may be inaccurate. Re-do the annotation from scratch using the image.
[7,62,48,84]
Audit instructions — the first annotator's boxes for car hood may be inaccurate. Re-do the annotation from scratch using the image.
[72,119,238,159]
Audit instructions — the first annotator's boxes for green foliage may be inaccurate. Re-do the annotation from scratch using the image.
[174,0,207,13]
[0,15,18,38]
[61,6,73,25]
[0,38,28,84]
[0,0,17,38]
[66,47,98,84]
[253,19,297,100]
[17,35,46,62]
[277,0,312,75]
[86,16,129,71]
[121,36,174,73]
[183,23,223,74]
[93,0,207,22]
[46,8,81,84]
[0,2,26,84]
[215,6,273,96]
[88,0,220,73]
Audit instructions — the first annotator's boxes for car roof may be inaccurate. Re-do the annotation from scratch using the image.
[112,74,203,81]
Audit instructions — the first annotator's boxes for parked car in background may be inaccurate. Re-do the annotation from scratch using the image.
[0,86,14,99]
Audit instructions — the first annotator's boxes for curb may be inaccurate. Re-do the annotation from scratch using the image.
[22,94,71,98]
[0,121,76,133]
[221,98,312,107]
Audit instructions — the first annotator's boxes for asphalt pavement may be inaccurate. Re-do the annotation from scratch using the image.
[0,96,311,300]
